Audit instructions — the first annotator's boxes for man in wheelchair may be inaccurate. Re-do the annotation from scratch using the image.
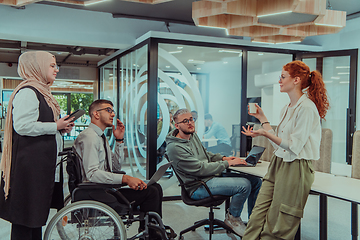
[71,99,174,239]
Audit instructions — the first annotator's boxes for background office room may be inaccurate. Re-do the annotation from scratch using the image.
[1,0,360,239]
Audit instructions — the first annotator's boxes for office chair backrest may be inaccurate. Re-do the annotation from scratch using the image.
[312,128,332,173]
[164,153,228,208]
[163,154,185,188]
[352,130,360,179]
[163,154,202,202]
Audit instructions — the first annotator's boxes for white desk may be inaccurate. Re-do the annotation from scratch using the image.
[231,161,360,240]
[201,138,218,148]
[201,138,218,143]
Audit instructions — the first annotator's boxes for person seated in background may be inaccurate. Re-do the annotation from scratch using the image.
[73,99,164,236]
[166,109,262,237]
[191,110,198,122]
[157,112,175,136]
[203,113,232,155]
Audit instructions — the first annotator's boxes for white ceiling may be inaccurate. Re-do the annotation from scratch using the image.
[0,0,360,67]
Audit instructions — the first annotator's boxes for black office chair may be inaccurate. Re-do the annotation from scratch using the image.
[164,154,236,240]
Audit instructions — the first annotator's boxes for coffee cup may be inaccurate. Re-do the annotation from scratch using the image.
[249,103,257,114]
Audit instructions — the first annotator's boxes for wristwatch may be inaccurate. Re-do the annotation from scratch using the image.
[115,138,124,142]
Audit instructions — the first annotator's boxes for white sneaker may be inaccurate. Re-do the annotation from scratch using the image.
[224,212,246,237]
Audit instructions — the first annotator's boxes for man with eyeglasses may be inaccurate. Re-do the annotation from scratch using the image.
[73,99,164,235]
[166,108,262,237]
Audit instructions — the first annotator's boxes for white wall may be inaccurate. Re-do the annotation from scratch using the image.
[0,5,142,49]
[254,71,289,125]
[201,56,242,136]
[247,68,261,98]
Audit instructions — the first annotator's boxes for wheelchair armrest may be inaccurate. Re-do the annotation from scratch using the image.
[58,147,73,156]
[180,179,216,200]
[77,182,126,189]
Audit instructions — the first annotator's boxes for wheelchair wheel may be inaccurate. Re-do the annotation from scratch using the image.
[44,200,126,240]
[63,194,71,207]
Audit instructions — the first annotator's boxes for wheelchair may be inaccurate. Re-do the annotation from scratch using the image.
[44,147,172,240]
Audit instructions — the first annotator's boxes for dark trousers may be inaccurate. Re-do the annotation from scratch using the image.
[11,223,42,240]
[118,182,163,217]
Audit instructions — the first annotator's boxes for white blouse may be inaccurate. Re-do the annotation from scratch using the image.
[267,94,321,162]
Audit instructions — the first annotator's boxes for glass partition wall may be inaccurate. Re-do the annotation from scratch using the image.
[99,40,249,197]
[98,39,301,197]
[245,52,293,154]
[157,43,243,195]
[99,38,357,197]
[247,52,293,127]
[119,45,148,178]
[302,53,356,168]
[99,45,149,181]
[100,59,118,146]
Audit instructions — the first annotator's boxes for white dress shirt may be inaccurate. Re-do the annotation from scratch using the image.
[73,123,125,184]
[12,88,62,181]
[268,94,321,162]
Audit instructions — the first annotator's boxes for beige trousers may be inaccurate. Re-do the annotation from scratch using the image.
[242,155,314,240]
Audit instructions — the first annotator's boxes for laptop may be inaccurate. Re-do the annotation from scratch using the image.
[144,161,173,186]
[235,145,266,167]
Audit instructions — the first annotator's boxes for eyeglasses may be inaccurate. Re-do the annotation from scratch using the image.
[50,64,59,70]
[96,107,116,114]
[176,117,194,125]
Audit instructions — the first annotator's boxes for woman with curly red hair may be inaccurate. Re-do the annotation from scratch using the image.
[241,60,329,239]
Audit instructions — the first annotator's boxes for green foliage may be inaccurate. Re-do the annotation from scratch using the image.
[70,93,93,114]
[53,94,68,114]
[53,93,93,115]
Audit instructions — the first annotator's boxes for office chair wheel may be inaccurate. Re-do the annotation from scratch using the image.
[44,200,126,240]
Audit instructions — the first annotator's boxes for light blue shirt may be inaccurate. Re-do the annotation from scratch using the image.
[203,121,231,146]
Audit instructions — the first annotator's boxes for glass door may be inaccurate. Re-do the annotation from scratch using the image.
[297,50,357,166]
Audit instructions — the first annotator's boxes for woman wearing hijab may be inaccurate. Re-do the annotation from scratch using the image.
[0,51,75,239]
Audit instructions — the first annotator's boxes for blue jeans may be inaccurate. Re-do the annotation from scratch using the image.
[191,172,262,218]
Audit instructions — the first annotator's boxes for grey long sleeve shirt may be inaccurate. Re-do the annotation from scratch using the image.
[73,123,125,184]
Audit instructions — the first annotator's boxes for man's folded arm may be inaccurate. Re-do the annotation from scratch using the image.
[169,145,228,177]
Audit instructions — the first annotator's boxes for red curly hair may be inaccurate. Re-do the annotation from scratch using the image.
[283,61,329,120]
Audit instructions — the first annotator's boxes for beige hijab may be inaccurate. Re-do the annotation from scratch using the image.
[0,51,61,198]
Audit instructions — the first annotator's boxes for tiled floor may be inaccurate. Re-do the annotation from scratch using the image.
[0,184,359,240]
[0,158,357,240]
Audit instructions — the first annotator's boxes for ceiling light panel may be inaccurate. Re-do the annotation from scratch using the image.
[258,12,318,26]
[187,59,205,64]
[192,0,346,44]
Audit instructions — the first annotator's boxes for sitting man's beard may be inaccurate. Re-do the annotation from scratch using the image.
[182,129,195,135]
